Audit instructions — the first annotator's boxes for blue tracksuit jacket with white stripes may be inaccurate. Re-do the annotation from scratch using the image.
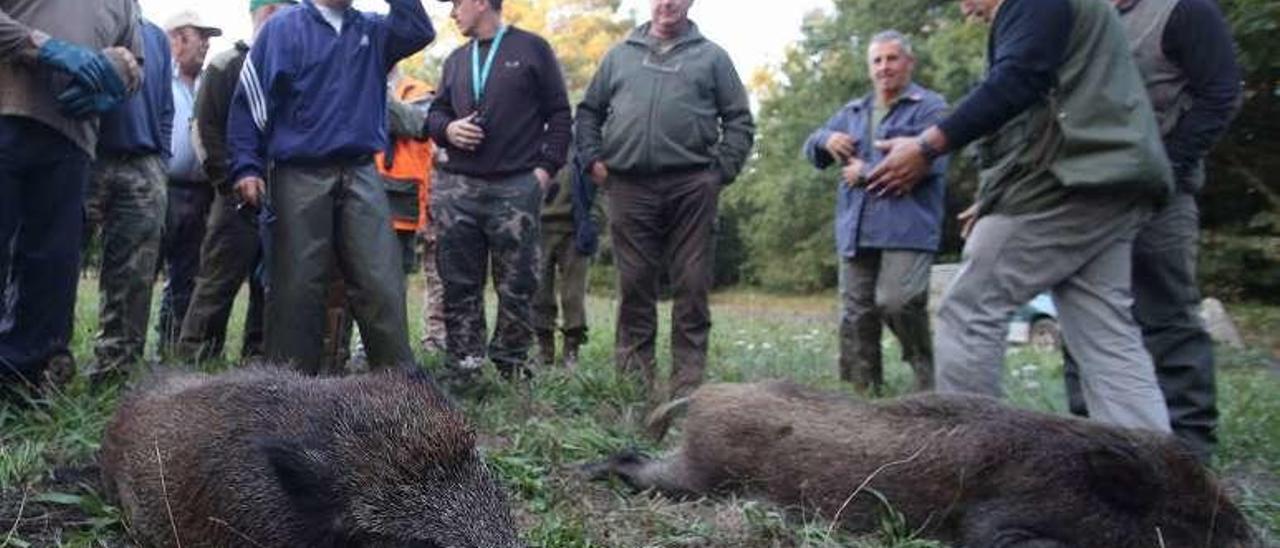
[227,0,434,183]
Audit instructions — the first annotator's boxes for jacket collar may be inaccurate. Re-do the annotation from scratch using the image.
[851,82,928,111]
[626,20,705,51]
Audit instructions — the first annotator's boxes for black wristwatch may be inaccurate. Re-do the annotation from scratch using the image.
[917,135,941,163]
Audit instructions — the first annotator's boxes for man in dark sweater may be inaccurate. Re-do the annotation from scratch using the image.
[575,0,755,411]
[428,0,572,380]
[869,0,1174,432]
[1063,0,1242,462]
[84,15,172,382]
[177,0,295,363]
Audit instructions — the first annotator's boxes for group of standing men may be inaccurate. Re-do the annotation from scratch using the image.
[810,0,1239,461]
[1,0,1242,461]
[427,0,754,406]
[0,0,754,424]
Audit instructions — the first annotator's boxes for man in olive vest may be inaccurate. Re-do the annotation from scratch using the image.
[1063,0,1241,462]
[869,0,1173,432]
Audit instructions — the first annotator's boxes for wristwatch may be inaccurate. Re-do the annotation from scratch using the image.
[917,135,941,163]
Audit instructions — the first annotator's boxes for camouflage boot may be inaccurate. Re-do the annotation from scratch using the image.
[536,330,556,367]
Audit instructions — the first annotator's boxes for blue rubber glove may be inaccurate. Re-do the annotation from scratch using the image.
[37,38,118,94]
[56,83,126,118]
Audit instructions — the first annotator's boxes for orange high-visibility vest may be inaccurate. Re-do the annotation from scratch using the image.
[376,77,435,234]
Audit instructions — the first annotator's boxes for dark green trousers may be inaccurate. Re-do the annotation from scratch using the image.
[264,162,413,372]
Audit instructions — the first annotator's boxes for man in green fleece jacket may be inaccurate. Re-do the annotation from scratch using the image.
[575,0,755,413]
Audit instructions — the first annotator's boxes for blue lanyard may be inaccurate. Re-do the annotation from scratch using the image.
[471,25,508,104]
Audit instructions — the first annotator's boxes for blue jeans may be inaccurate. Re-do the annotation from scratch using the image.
[0,116,91,384]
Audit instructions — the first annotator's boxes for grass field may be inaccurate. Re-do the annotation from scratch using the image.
[1,274,1277,547]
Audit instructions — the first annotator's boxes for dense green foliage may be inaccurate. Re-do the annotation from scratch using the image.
[727,0,1280,297]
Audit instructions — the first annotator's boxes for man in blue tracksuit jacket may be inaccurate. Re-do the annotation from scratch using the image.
[226,0,434,373]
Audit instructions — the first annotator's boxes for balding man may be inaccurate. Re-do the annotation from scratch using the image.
[576,0,755,413]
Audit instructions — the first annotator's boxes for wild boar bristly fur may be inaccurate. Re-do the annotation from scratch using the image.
[100,366,522,548]
[588,381,1259,548]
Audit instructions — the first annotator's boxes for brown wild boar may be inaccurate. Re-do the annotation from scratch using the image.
[587,381,1258,548]
[101,367,522,548]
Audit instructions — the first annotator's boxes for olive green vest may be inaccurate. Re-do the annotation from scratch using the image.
[975,0,1172,212]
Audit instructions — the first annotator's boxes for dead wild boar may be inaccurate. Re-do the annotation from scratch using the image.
[587,381,1258,548]
[100,367,522,548]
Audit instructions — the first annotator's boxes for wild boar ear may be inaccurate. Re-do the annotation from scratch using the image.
[1083,441,1162,515]
[257,438,344,522]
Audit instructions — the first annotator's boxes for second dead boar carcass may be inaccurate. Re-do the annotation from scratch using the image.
[101,367,522,548]
[587,381,1257,548]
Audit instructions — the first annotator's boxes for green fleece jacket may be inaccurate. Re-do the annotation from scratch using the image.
[574,22,755,184]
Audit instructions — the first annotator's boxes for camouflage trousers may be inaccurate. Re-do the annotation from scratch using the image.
[419,222,446,353]
[85,154,167,371]
[433,170,541,374]
[838,249,934,395]
[533,226,589,339]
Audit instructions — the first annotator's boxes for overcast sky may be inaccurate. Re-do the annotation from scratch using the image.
[136,0,831,79]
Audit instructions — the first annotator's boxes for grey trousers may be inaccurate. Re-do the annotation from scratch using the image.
[935,194,1171,433]
[264,162,413,372]
[839,249,934,394]
[1065,191,1215,456]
